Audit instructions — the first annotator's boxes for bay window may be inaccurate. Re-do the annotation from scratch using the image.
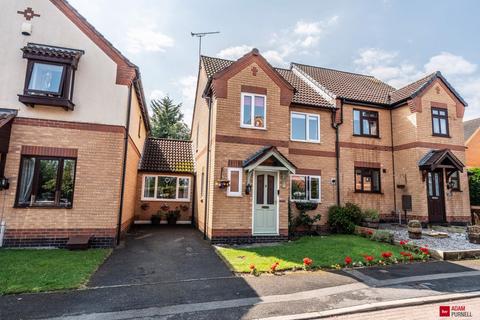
[291,112,320,142]
[290,175,321,202]
[15,156,76,208]
[142,175,191,201]
[241,93,266,129]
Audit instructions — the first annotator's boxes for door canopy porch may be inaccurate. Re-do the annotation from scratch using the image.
[418,149,465,173]
[243,146,296,173]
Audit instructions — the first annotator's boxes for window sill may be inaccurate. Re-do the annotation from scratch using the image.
[140,198,191,202]
[14,205,73,209]
[353,134,381,139]
[290,199,321,203]
[240,125,267,131]
[18,94,75,111]
[290,139,321,144]
[432,134,451,138]
[354,191,383,194]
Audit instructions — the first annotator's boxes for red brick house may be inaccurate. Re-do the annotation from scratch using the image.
[464,118,480,168]
[190,49,470,243]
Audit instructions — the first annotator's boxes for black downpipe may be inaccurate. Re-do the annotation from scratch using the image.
[331,100,343,206]
[116,84,133,245]
[389,108,398,215]
[203,96,213,240]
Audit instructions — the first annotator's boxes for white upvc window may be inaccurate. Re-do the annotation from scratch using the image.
[290,112,320,143]
[290,175,321,202]
[142,175,191,201]
[241,92,266,129]
[227,168,243,197]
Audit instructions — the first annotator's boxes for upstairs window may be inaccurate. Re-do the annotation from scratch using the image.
[15,156,77,208]
[431,107,449,137]
[18,43,84,110]
[291,112,320,142]
[353,109,379,137]
[355,167,381,193]
[290,175,321,202]
[241,93,266,129]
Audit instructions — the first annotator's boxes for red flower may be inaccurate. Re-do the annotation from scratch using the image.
[399,240,408,246]
[367,230,373,235]
[249,264,256,270]
[420,247,429,255]
[303,257,313,266]
[364,255,374,262]
[381,251,393,259]
[409,255,414,261]
[344,256,352,265]
[270,262,279,272]
[400,251,412,257]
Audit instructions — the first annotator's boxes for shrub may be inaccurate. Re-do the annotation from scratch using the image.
[362,208,379,221]
[328,202,363,234]
[370,230,394,244]
[293,212,322,230]
[469,168,480,206]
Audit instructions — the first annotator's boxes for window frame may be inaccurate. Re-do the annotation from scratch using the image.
[353,109,380,138]
[227,168,243,197]
[240,92,267,130]
[448,171,461,191]
[289,174,321,203]
[26,61,67,96]
[354,167,381,193]
[431,107,450,137]
[14,155,77,208]
[290,112,321,143]
[141,174,191,201]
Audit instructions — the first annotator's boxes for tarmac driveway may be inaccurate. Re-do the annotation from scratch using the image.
[89,225,233,287]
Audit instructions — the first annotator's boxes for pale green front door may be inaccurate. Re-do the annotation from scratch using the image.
[253,171,278,235]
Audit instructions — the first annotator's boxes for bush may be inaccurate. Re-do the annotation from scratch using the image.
[328,202,363,234]
[293,212,321,230]
[469,168,480,206]
[370,230,394,244]
[362,208,379,221]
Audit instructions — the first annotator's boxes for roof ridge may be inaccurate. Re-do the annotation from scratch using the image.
[148,137,191,142]
[292,62,376,78]
[201,55,235,63]
[391,72,437,93]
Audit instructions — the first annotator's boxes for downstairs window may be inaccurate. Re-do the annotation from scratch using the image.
[15,156,77,208]
[290,175,321,202]
[142,175,191,201]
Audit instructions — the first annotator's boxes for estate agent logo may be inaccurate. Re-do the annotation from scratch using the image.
[440,305,473,318]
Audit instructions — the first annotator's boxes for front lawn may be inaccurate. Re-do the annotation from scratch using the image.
[217,235,408,273]
[0,249,111,295]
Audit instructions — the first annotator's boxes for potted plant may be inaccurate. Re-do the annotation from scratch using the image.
[407,220,422,239]
[361,209,380,229]
[467,226,480,244]
[166,209,181,225]
[150,211,162,225]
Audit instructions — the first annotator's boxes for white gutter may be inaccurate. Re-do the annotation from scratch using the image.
[292,65,337,105]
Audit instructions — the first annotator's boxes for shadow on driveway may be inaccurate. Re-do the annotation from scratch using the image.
[89,225,234,286]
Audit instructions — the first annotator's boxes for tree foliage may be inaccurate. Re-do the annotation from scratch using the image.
[469,168,480,206]
[150,96,190,140]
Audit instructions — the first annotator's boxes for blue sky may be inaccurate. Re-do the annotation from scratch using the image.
[69,0,480,125]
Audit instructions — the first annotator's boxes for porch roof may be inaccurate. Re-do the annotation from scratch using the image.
[418,149,465,172]
[243,146,296,173]
[139,138,194,173]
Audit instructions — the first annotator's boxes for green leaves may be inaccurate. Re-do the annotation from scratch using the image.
[469,168,480,206]
[150,96,190,140]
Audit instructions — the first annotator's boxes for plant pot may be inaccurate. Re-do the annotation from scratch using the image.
[151,216,161,225]
[362,218,379,229]
[408,227,422,239]
[467,226,480,244]
[167,217,177,225]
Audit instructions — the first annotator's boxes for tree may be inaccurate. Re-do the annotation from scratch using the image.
[150,96,190,140]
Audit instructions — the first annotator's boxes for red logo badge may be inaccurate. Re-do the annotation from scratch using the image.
[440,306,450,317]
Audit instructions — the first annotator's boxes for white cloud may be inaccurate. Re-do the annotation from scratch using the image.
[149,89,165,101]
[126,24,174,54]
[424,52,477,76]
[216,15,339,67]
[176,75,197,125]
[353,48,480,119]
[216,45,253,60]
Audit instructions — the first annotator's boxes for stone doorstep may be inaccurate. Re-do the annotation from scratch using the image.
[433,248,480,261]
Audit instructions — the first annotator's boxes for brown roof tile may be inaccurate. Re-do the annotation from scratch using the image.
[464,118,480,141]
[275,68,333,108]
[293,63,396,105]
[201,56,234,78]
[140,138,193,173]
[389,72,437,104]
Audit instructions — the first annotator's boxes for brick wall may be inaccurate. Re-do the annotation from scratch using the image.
[134,172,193,223]
[0,120,125,247]
[466,130,480,168]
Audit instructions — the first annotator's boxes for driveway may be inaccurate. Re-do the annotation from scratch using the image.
[89,225,233,286]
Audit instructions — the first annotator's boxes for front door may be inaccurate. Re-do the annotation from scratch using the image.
[427,170,446,223]
[253,171,278,235]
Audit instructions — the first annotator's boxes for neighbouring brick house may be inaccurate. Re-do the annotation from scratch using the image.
[190,49,471,243]
[0,0,149,247]
[464,118,480,168]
